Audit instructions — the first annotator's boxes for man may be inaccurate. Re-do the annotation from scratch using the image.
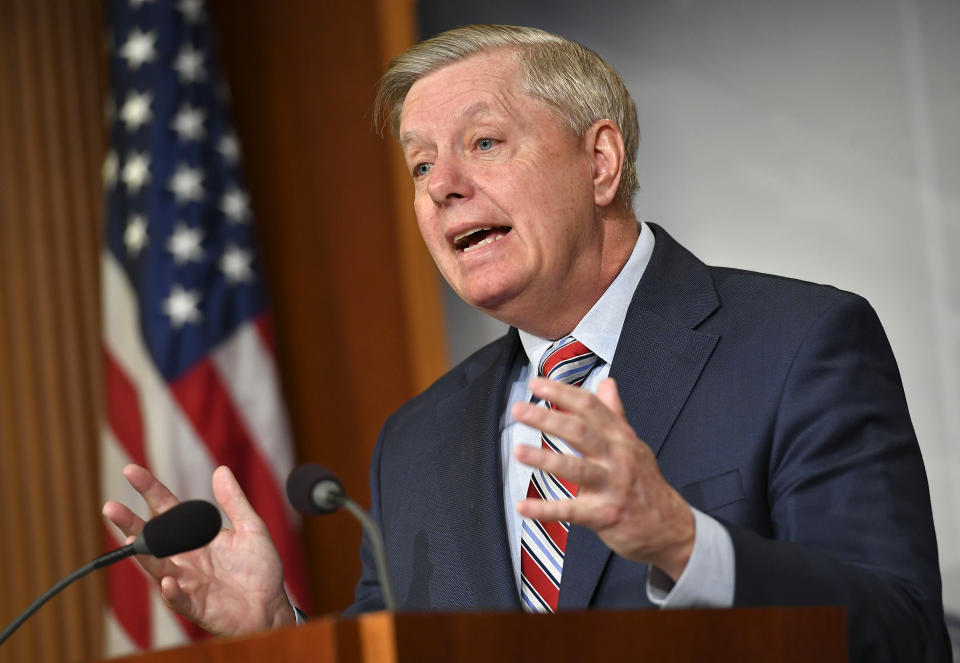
[103,25,951,661]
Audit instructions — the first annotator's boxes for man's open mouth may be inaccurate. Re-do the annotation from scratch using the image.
[453,226,512,253]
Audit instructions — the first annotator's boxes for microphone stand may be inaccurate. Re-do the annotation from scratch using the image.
[341,497,397,612]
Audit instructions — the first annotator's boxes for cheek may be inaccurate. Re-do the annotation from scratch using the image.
[413,208,451,268]
[413,198,437,239]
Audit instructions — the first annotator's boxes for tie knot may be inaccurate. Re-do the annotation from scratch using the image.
[538,336,599,385]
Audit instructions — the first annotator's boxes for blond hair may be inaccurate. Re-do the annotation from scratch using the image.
[375,24,639,205]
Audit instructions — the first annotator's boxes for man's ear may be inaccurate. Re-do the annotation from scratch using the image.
[585,119,625,208]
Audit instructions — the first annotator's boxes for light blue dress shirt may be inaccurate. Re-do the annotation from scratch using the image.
[499,222,735,608]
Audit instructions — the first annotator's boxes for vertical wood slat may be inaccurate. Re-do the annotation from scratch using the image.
[375,0,450,393]
[0,9,32,663]
[23,0,91,655]
[6,3,59,660]
[0,0,106,661]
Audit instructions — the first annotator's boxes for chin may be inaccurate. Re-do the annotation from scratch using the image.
[456,281,523,317]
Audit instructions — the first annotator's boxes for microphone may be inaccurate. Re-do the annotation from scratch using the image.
[286,464,397,611]
[0,500,221,647]
[286,464,346,515]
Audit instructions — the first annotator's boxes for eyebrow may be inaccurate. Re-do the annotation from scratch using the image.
[399,101,496,148]
[459,101,491,119]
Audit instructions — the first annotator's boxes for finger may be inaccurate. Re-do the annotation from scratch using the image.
[123,464,181,516]
[512,400,608,457]
[102,500,147,536]
[596,378,627,419]
[212,466,267,535]
[102,502,178,579]
[529,377,621,430]
[516,495,582,524]
[529,377,596,409]
[514,445,608,488]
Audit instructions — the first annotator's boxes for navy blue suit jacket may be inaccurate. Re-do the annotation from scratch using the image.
[347,224,950,661]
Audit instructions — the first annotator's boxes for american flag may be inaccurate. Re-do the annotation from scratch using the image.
[100,0,309,654]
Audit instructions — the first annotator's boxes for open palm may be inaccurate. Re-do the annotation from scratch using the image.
[102,464,296,636]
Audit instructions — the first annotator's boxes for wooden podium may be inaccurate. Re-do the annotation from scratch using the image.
[96,607,847,663]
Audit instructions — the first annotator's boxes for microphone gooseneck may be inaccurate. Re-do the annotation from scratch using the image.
[286,464,397,612]
[0,499,221,648]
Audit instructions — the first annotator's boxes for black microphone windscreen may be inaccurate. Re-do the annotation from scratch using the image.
[141,500,221,558]
[287,463,343,515]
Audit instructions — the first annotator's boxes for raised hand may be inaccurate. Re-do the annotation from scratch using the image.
[102,464,296,636]
[512,377,695,581]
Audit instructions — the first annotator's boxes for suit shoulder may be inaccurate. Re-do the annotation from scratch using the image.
[708,265,873,319]
[699,265,887,357]
[381,330,516,431]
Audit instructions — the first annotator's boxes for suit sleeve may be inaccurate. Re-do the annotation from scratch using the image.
[724,294,950,662]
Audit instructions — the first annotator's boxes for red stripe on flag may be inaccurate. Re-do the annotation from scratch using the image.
[104,348,149,468]
[169,358,311,609]
[253,313,276,357]
[104,526,152,649]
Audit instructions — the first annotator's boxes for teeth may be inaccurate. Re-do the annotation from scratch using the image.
[462,232,506,253]
[454,226,491,243]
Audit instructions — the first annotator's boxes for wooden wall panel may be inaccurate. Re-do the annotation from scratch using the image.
[0,0,106,661]
[208,0,443,615]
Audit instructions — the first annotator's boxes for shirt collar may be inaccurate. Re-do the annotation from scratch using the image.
[519,221,655,368]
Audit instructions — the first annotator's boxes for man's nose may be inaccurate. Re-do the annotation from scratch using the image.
[427,155,472,205]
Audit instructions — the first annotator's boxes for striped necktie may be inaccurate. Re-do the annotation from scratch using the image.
[519,336,600,613]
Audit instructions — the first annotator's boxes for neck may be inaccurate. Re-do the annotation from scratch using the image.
[498,208,640,340]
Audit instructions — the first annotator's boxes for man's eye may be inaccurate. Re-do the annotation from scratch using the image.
[476,138,496,151]
[413,163,432,177]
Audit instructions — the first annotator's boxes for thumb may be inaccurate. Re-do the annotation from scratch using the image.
[211,465,266,534]
[159,575,192,616]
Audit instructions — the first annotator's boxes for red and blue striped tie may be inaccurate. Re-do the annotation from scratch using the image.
[520,336,600,613]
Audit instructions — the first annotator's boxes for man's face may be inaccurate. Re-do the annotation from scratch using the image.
[399,50,603,333]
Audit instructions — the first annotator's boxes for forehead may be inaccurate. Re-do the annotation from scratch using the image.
[399,50,542,138]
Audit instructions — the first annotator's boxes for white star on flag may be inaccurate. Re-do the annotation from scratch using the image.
[176,0,206,23]
[124,214,149,256]
[172,44,206,83]
[162,284,202,327]
[220,244,254,283]
[121,151,151,193]
[217,132,241,165]
[166,222,205,264]
[220,187,251,223]
[103,151,118,188]
[118,29,157,69]
[171,104,206,142]
[119,90,153,132]
[168,163,205,203]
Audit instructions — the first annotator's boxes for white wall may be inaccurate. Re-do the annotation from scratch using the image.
[420,0,960,612]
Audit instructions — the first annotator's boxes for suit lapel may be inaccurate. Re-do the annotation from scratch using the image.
[559,224,720,609]
[433,330,523,610]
